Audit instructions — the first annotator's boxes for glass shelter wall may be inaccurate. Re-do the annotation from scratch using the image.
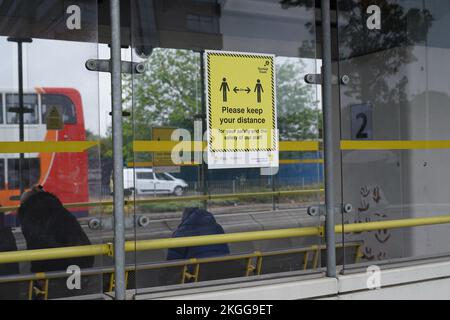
[126,0,327,292]
[8,0,450,299]
[0,0,334,300]
[0,0,107,299]
[337,0,450,267]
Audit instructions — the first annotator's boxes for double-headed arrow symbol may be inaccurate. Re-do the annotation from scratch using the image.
[233,86,251,94]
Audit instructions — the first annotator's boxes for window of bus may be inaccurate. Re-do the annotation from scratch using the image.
[7,158,40,190]
[5,94,38,124]
[41,94,76,124]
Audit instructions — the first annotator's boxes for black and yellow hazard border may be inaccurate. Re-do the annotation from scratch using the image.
[205,50,277,153]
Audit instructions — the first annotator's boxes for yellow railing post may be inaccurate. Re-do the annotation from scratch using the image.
[303,251,310,270]
[108,272,115,293]
[246,257,256,276]
[44,279,49,300]
[28,280,33,300]
[193,264,200,283]
[255,251,263,275]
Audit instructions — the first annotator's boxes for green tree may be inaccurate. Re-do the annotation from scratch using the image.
[123,48,201,134]
[121,48,202,163]
[276,59,320,141]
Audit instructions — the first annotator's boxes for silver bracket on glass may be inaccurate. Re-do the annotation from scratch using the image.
[307,203,353,217]
[85,59,146,74]
[304,74,349,85]
[304,74,322,85]
[87,215,150,230]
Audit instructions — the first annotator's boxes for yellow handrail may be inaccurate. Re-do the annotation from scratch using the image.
[0,244,112,264]
[0,242,363,302]
[6,243,363,300]
[1,214,450,265]
[125,226,323,252]
[336,215,450,233]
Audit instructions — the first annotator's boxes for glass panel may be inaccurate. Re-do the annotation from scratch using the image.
[128,0,322,293]
[337,0,450,269]
[0,0,102,299]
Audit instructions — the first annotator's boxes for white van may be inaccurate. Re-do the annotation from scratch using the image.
[122,168,188,196]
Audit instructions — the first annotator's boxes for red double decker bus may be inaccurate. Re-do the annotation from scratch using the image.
[0,87,89,225]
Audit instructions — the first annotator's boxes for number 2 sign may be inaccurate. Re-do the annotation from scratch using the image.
[351,103,373,140]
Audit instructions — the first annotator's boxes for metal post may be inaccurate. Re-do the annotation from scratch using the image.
[199,51,208,209]
[272,176,276,211]
[17,41,25,197]
[7,37,32,197]
[110,0,126,300]
[321,0,337,278]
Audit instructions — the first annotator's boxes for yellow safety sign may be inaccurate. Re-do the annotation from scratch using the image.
[205,50,278,169]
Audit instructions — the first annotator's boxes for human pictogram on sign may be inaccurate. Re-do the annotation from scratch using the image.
[254,79,264,103]
[220,77,230,102]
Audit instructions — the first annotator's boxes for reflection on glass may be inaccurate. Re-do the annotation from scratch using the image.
[41,94,76,124]
[0,0,102,300]
[6,94,38,124]
[0,0,98,42]
[7,158,40,190]
[338,0,450,265]
[127,0,323,292]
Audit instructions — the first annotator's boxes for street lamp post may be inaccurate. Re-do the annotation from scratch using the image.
[7,37,33,198]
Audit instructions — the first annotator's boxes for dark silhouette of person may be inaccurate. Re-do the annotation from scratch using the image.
[19,185,95,299]
[165,207,250,283]
[0,212,20,300]
[167,207,229,261]
[220,77,230,102]
[254,79,264,103]
[19,186,94,273]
